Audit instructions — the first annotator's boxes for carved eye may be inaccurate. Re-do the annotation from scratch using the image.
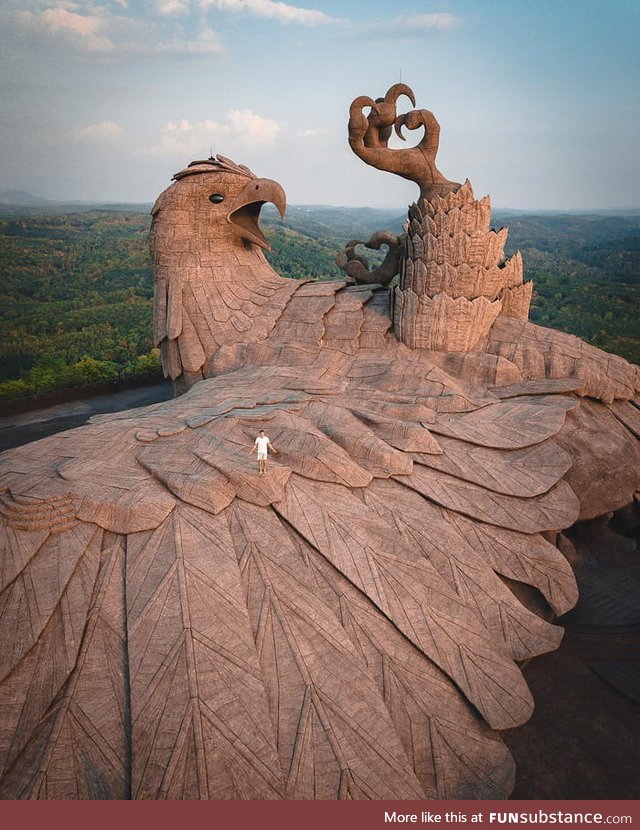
[209,193,224,204]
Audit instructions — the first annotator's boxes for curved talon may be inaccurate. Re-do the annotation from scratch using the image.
[345,247,370,269]
[384,83,416,109]
[352,255,370,270]
[348,96,380,141]
[367,230,402,251]
[364,84,416,148]
[336,231,404,286]
[394,109,437,141]
[394,113,410,141]
[394,120,407,142]
[349,95,379,116]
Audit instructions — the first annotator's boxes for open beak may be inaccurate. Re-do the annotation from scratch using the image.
[227,177,286,250]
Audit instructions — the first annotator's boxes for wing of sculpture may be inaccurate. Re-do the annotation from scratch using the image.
[0,85,638,800]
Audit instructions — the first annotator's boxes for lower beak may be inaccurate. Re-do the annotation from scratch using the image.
[227,178,286,250]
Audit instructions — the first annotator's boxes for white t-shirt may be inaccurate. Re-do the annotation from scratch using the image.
[255,435,270,456]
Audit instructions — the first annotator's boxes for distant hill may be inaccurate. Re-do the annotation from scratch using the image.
[267,204,405,237]
[3,190,637,219]
[0,190,59,207]
[497,206,640,217]
[0,192,152,214]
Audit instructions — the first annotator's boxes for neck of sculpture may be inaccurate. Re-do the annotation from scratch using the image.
[419,181,463,201]
[207,236,282,276]
[392,180,532,352]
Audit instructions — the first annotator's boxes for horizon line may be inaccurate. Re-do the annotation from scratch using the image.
[2,191,640,216]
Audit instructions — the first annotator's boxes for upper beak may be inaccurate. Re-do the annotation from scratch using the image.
[226,177,286,250]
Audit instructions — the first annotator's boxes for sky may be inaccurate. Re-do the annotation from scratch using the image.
[0,0,638,210]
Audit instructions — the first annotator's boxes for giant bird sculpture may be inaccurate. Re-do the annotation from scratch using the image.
[0,84,638,800]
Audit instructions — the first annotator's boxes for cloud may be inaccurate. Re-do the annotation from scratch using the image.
[72,121,124,140]
[145,25,223,53]
[153,109,281,157]
[27,0,84,10]
[227,109,280,147]
[151,0,189,14]
[297,128,333,139]
[12,2,224,56]
[18,6,114,52]
[200,0,342,26]
[359,12,460,39]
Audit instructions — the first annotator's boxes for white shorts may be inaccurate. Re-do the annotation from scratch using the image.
[257,452,267,460]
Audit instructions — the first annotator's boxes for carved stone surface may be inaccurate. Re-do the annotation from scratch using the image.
[484,316,640,404]
[397,186,530,338]
[0,86,639,800]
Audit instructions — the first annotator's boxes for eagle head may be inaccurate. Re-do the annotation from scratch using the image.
[149,154,291,389]
[151,154,286,254]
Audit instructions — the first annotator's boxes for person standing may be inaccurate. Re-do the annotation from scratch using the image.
[251,429,277,474]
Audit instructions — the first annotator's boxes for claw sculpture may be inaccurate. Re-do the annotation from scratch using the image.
[348,83,460,200]
[348,84,531,351]
[335,231,405,286]
[0,85,638,800]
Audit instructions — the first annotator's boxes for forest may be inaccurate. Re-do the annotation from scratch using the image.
[0,202,638,405]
